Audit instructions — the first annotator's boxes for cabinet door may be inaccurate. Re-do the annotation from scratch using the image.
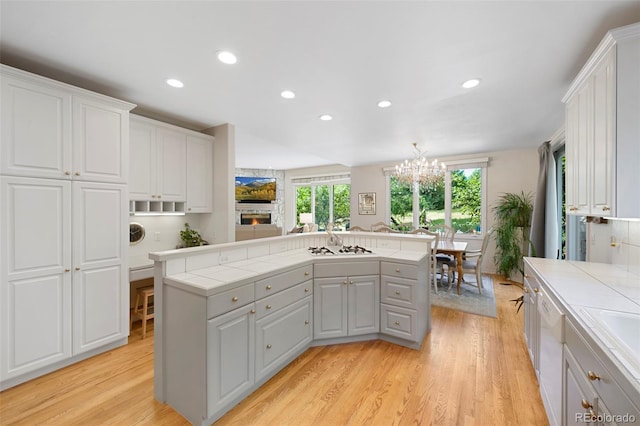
[348,275,379,336]
[523,275,538,375]
[1,74,72,179]
[72,96,129,183]
[1,177,72,380]
[156,128,186,201]
[255,296,312,382]
[563,347,598,426]
[313,277,348,339]
[591,49,615,215]
[207,304,255,417]
[575,83,592,215]
[72,182,128,354]
[129,119,157,200]
[565,96,579,213]
[186,135,213,213]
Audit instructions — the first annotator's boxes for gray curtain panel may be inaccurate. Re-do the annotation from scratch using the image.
[530,141,550,257]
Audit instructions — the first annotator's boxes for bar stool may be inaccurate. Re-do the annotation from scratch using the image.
[131,285,154,339]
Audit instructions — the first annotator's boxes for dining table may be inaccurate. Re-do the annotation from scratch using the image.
[436,240,468,294]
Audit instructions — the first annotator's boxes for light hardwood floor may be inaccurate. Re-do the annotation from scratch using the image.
[0,277,546,426]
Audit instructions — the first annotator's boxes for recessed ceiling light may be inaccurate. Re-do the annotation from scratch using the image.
[166,78,184,88]
[217,51,237,65]
[319,114,333,121]
[377,100,392,108]
[281,90,296,99]
[462,78,481,89]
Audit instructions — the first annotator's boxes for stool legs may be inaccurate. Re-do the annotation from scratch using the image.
[131,286,154,339]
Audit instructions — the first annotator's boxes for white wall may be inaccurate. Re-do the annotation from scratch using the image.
[349,164,389,229]
[588,218,640,276]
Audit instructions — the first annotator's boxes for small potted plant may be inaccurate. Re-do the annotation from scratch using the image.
[179,223,206,248]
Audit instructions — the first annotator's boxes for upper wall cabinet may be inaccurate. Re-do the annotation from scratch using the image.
[563,23,640,218]
[129,115,213,212]
[1,65,134,183]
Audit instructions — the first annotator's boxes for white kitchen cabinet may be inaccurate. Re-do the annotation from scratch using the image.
[0,177,72,380]
[523,270,539,377]
[129,115,186,202]
[313,273,380,339]
[207,303,256,418]
[71,181,128,354]
[1,65,133,183]
[563,23,640,217]
[130,115,213,209]
[0,177,128,382]
[186,134,213,213]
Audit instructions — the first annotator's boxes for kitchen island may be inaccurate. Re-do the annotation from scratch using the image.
[149,231,433,425]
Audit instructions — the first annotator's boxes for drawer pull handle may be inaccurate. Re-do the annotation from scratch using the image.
[266,285,272,290]
[394,321,400,326]
[304,272,309,276]
[395,291,401,295]
[232,296,239,302]
[250,309,256,314]
[304,288,310,292]
[602,206,610,211]
[610,242,617,247]
[266,344,272,349]
[395,268,400,272]
[266,304,272,310]
[587,371,600,381]
[305,320,309,325]
[523,288,529,293]
[533,288,539,293]
[581,399,593,409]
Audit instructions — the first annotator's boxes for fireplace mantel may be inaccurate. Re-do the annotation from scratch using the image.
[235,202,275,211]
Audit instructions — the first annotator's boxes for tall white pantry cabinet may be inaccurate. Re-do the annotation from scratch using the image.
[0,65,135,388]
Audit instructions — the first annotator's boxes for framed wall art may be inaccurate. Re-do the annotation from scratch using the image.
[358,192,376,215]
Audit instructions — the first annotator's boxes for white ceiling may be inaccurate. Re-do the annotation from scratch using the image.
[2,1,640,170]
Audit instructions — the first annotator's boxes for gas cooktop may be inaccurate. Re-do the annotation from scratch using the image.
[308,245,373,255]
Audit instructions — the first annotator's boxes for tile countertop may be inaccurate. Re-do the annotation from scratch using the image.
[524,257,640,394]
[163,247,428,297]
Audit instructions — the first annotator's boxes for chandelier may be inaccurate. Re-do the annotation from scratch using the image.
[394,143,446,186]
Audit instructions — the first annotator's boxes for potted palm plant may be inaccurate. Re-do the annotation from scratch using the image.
[493,191,534,281]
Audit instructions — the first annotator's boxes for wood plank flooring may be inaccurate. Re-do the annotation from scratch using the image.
[0,277,547,426]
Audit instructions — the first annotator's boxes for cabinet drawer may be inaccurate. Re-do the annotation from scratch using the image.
[255,280,313,320]
[380,303,418,342]
[381,276,417,309]
[207,283,254,319]
[255,265,313,299]
[380,262,417,280]
[314,261,379,278]
[565,320,640,419]
[255,296,313,382]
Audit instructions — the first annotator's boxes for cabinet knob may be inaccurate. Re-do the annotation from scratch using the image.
[395,291,401,295]
[523,288,529,293]
[305,320,309,325]
[188,208,192,211]
[75,172,80,176]
[394,321,400,326]
[75,267,80,271]
[304,271,309,276]
[250,309,256,314]
[343,281,348,285]
[266,344,272,349]
[581,399,593,410]
[349,280,353,285]
[64,268,70,272]
[266,304,272,310]
[395,268,400,273]
[587,371,600,381]
[266,285,272,290]
[533,288,539,293]
[602,206,610,211]
[610,242,618,247]
[304,288,310,292]
[232,296,239,302]
[151,195,156,198]
[157,195,161,199]
[65,171,71,176]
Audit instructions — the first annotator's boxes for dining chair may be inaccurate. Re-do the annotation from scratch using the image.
[409,228,441,293]
[450,227,494,294]
[370,221,391,232]
[371,223,400,233]
[430,224,457,278]
[349,225,368,232]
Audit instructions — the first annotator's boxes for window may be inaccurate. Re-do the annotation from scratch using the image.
[295,181,350,231]
[388,159,487,235]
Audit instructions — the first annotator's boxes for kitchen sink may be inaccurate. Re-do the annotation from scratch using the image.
[583,308,640,373]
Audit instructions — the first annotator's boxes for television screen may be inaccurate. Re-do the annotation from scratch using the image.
[235,177,276,202]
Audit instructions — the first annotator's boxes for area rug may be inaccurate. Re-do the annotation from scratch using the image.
[430,274,497,318]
